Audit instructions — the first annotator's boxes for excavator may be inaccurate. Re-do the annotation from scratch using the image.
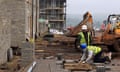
[92,14,120,52]
[67,13,120,52]
[63,14,120,72]
[63,13,120,72]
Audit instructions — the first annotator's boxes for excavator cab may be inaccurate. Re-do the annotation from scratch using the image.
[105,15,120,34]
[115,22,120,34]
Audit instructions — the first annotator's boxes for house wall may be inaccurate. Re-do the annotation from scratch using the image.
[0,0,11,64]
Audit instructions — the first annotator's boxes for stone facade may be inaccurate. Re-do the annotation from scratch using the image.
[0,0,11,65]
[8,0,26,47]
[0,0,25,47]
[0,17,11,64]
[25,0,33,40]
[0,0,35,66]
[21,42,34,67]
[25,0,40,39]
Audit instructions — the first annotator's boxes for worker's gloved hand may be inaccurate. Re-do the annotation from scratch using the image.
[78,60,82,63]
[82,61,86,64]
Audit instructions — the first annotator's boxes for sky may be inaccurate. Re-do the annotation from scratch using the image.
[67,0,120,15]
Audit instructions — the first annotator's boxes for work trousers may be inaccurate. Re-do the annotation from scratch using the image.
[93,51,107,63]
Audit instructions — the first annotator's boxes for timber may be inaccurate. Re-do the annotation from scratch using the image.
[64,62,93,71]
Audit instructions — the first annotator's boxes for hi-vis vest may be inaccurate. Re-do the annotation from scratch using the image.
[87,46,101,54]
[78,32,90,45]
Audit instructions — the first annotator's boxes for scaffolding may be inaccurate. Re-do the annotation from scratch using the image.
[39,0,66,30]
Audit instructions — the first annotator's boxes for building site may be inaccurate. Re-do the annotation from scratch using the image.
[0,0,120,72]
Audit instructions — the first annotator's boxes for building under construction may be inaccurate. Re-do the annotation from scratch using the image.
[39,0,66,30]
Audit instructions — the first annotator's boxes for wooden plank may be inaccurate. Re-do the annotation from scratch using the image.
[64,62,93,71]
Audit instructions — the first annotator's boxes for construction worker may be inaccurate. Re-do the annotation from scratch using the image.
[78,25,92,46]
[81,46,112,63]
[77,25,92,61]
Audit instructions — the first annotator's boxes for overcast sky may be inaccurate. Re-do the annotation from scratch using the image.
[67,0,120,15]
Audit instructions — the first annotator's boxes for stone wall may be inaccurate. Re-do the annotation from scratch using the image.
[21,42,34,67]
[0,0,11,65]
[0,0,26,47]
[0,0,34,66]
[25,0,40,39]
[0,17,11,64]
[10,0,26,47]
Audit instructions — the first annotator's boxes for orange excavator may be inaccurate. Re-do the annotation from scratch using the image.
[92,14,120,52]
[68,13,120,52]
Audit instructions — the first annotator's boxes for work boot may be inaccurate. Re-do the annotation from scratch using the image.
[105,60,111,64]
[106,56,111,63]
[104,57,111,64]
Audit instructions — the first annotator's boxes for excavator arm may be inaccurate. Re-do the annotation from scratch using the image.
[69,12,93,36]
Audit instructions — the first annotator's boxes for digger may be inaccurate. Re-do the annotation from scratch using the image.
[74,14,120,52]
[92,14,120,52]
